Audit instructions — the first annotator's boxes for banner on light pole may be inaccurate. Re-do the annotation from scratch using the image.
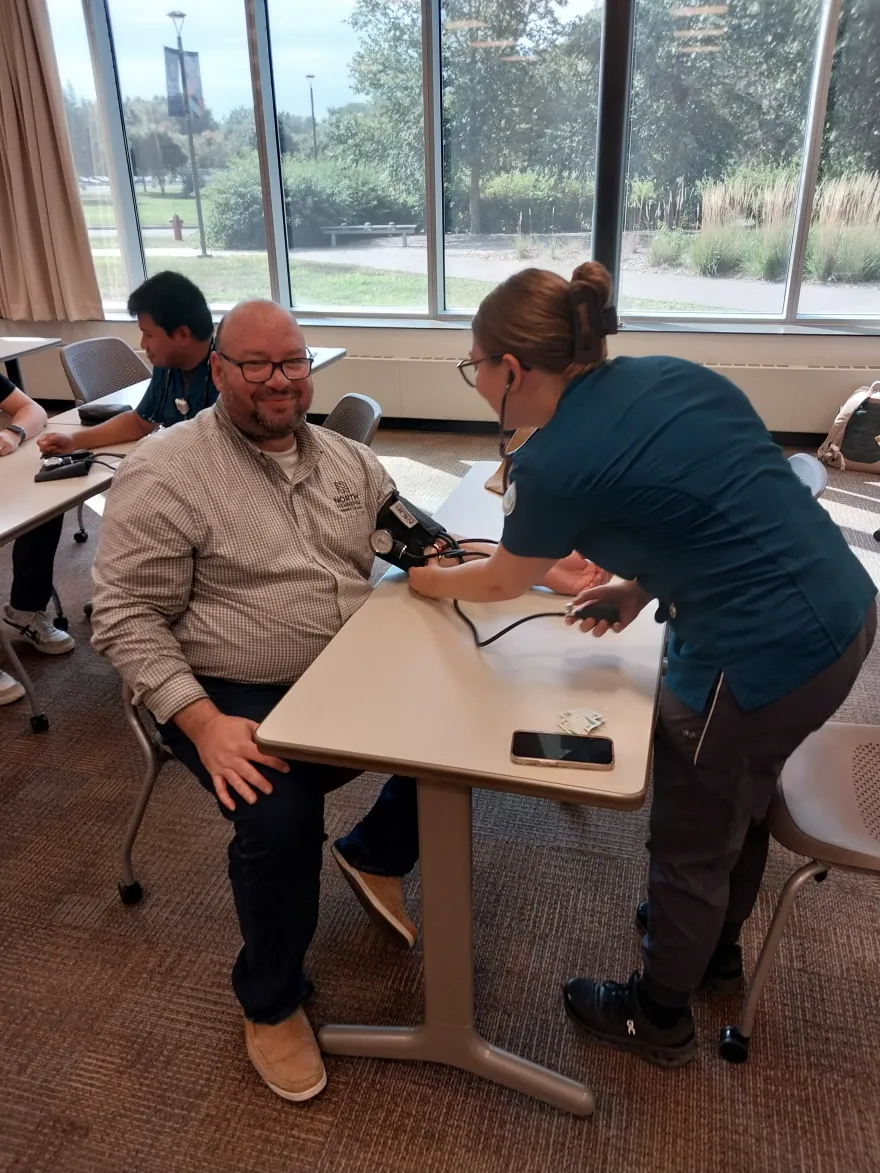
[164,47,206,120]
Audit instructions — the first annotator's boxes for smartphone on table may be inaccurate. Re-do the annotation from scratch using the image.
[510,730,614,771]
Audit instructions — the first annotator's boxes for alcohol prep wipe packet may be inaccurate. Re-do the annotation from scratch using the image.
[558,709,605,737]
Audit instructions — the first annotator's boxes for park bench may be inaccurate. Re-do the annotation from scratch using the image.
[321,223,417,247]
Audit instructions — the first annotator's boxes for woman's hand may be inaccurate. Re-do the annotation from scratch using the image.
[540,551,611,597]
[565,578,652,637]
[0,430,21,457]
[407,564,446,599]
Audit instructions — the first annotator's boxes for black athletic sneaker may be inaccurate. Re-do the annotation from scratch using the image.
[563,972,697,1068]
[635,901,743,996]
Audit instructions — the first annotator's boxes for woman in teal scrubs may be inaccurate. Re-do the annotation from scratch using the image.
[408,261,877,1069]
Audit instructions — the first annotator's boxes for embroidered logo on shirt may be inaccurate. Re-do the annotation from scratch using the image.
[333,480,362,513]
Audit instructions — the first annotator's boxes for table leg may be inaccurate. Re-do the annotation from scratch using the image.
[319,777,595,1116]
[4,359,24,390]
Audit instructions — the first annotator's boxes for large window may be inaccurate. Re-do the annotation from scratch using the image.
[621,0,821,316]
[440,0,601,310]
[798,0,880,319]
[106,0,271,307]
[267,0,428,310]
[46,0,880,328]
[46,0,126,307]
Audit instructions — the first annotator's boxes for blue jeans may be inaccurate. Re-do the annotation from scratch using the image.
[159,676,419,1024]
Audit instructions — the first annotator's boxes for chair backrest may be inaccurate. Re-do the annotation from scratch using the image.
[772,722,880,871]
[321,393,382,447]
[788,452,828,500]
[60,337,151,404]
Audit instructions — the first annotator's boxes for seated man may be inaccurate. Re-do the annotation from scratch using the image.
[38,270,216,458]
[91,299,604,1103]
[0,375,73,704]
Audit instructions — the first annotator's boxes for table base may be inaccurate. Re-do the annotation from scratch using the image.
[319,777,595,1117]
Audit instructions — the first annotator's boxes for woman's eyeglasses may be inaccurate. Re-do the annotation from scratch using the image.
[456,354,531,387]
[456,355,503,387]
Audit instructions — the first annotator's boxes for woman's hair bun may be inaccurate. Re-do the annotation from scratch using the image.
[569,261,613,305]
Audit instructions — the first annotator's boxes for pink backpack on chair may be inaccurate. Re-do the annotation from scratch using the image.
[817,382,880,474]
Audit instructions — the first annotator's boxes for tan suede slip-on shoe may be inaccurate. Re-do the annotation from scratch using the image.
[245,1008,327,1102]
[331,845,417,949]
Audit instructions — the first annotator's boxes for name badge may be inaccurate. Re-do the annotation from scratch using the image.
[174,398,189,416]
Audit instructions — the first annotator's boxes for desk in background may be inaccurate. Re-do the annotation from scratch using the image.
[258,461,664,1116]
[0,337,62,393]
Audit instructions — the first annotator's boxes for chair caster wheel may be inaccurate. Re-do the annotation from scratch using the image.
[118,881,143,905]
[83,603,93,620]
[718,1026,750,1063]
[30,714,49,733]
[74,531,88,544]
[54,616,70,631]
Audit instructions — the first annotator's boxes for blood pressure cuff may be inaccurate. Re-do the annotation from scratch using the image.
[372,492,452,570]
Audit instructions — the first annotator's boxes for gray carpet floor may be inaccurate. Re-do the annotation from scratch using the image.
[0,431,878,1173]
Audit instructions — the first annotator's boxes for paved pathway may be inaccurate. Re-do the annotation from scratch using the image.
[88,233,880,317]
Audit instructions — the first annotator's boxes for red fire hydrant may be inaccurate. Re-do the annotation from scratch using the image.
[170,214,184,241]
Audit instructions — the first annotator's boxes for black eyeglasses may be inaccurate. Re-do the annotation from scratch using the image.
[216,348,314,384]
[457,354,532,387]
[456,355,503,387]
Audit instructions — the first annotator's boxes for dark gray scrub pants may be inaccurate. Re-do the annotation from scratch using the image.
[642,601,876,996]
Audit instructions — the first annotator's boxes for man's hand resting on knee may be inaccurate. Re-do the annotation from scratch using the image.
[174,698,290,810]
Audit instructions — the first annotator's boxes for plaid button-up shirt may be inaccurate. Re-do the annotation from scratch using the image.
[91,398,394,724]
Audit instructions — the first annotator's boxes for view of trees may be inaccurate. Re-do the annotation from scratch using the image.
[66,0,880,300]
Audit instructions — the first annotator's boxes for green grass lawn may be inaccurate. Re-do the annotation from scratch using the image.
[92,250,720,312]
[82,190,198,229]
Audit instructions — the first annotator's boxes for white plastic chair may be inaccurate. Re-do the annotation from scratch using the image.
[719,722,880,1062]
[788,452,828,500]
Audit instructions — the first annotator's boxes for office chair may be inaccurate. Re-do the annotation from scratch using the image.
[117,682,174,904]
[719,722,880,1062]
[788,452,828,500]
[322,393,382,447]
[59,338,150,543]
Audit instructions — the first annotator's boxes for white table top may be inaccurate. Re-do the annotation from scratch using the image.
[0,336,62,364]
[0,420,136,546]
[258,462,664,809]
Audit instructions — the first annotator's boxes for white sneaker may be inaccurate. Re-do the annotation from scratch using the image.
[3,605,75,655]
[0,669,25,705]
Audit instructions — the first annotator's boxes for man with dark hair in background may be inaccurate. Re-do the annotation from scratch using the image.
[0,271,216,702]
[39,270,216,458]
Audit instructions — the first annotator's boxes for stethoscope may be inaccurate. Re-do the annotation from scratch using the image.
[148,358,215,425]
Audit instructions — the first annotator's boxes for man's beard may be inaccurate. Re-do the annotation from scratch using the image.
[248,405,305,437]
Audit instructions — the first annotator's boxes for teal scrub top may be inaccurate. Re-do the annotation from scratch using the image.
[501,355,876,713]
[136,354,217,428]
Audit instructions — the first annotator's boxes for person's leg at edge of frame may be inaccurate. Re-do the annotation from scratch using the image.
[4,515,74,656]
[562,604,876,1068]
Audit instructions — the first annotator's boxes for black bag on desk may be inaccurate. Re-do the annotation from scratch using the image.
[77,403,132,425]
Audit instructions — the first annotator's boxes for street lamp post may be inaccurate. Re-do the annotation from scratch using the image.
[306,74,318,162]
[168,10,208,257]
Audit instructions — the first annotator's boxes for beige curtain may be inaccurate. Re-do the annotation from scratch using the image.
[0,0,103,321]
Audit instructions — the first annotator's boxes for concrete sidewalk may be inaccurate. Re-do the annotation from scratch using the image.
[89,235,880,317]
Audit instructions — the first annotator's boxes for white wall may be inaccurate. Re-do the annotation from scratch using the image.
[3,317,879,433]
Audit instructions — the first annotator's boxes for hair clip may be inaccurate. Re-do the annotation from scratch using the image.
[570,286,617,363]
